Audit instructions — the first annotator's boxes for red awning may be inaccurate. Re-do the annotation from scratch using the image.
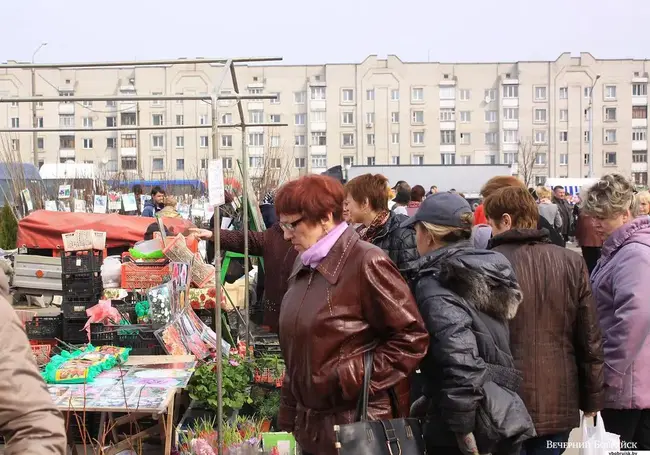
[17,210,194,250]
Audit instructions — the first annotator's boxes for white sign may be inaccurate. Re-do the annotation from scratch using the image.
[208,159,225,206]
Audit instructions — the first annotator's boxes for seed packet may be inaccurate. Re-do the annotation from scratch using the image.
[147,282,174,326]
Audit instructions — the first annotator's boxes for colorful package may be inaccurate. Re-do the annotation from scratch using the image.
[43,344,131,384]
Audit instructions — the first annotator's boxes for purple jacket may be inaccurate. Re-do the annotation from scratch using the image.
[590,216,650,409]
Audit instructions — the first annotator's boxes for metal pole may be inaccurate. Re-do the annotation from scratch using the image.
[0,94,278,103]
[0,56,282,69]
[587,75,600,178]
[30,42,47,167]
[0,123,287,134]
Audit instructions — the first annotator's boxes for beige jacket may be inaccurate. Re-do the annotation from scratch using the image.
[0,271,66,454]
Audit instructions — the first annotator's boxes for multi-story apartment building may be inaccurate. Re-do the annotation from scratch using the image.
[0,51,648,185]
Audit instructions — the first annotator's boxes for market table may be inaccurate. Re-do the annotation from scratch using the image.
[48,355,196,455]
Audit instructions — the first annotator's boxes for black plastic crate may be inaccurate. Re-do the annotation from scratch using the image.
[90,324,165,355]
[25,315,62,339]
[194,309,216,330]
[62,294,102,319]
[62,272,103,298]
[62,318,88,344]
[61,249,103,274]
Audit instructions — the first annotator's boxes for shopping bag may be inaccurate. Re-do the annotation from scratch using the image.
[581,412,620,455]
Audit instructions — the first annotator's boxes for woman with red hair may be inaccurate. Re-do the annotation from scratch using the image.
[274,174,429,455]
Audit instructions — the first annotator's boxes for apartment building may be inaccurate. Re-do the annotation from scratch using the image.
[0,51,648,185]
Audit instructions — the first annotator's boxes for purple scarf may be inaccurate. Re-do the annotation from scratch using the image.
[301,222,348,268]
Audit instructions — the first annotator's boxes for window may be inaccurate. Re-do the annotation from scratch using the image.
[367,134,375,146]
[221,134,233,148]
[311,155,327,168]
[633,172,648,185]
[310,87,326,100]
[502,85,519,98]
[534,86,547,101]
[411,110,424,124]
[413,131,425,145]
[503,130,518,143]
[438,87,454,100]
[308,111,323,123]
[175,136,184,148]
[459,132,471,145]
[534,108,547,123]
[342,112,354,125]
[584,108,590,121]
[459,89,471,101]
[534,130,548,144]
[604,129,617,143]
[441,153,456,165]
[391,133,400,144]
[10,118,19,128]
[199,114,208,125]
[294,135,306,146]
[366,89,375,101]
[391,89,400,101]
[269,158,281,169]
[83,138,93,149]
[36,117,44,128]
[583,153,590,165]
[10,139,19,151]
[248,110,263,124]
[605,85,617,100]
[584,131,590,143]
[503,108,518,120]
[176,158,185,171]
[249,157,263,168]
[81,100,92,108]
[222,157,233,170]
[460,155,471,165]
[485,110,497,123]
[440,109,455,122]
[151,114,163,126]
[81,117,92,128]
[294,158,306,168]
[248,133,264,147]
[412,87,424,101]
[367,157,376,165]
[503,152,517,164]
[633,106,648,119]
[121,134,136,148]
[391,156,400,165]
[311,131,326,145]
[584,87,592,98]
[37,137,44,149]
[560,153,568,165]
[200,136,209,148]
[295,113,306,125]
[535,176,547,186]
[342,89,354,102]
[270,92,281,104]
[294,91,306,104]
[485,132,498,145]
[175,92,183,104]
[391,112,400,123]
[247,88,262,95]
[559,131,568,142]
[459,111,471,123]
[485,154,497,165]
[152,135,164,148]
[119,157,136,171]
[534,153,547,165]
[560,109,568,122]
[342,156,355,167]
[411,155,424,165]
[604,107,617,122]
[484,89,497,102]
[106,116,116,127]
[342,133,355,147]
[605,151,617,165]
[440,130,455,145]
[175,115,184,126]
[633,151,648,163]
[633,128,647,141]
[366,112,375,125]
[633,83,647,97]
[559,87,568,99]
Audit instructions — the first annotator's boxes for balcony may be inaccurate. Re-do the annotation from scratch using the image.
[632,162,648,172]
[120,100,137,113]
[247,101,264,111]
[502,143,519,152]
[633,96,648,106]
[440,121,455,130]
[248,146,264,155]
[247,126,264,134]
[59,148,75,159]
[440,144,456,153]
[632,118,647,128]
[310,100,326,111]
[311,145,327,155]
[632,140,647,151]
[120,147,137,157]
[439,99,455,109]
[503,120,519,130]
[58,103,75,115]
[310,122,326,132]
[502,98,519,108]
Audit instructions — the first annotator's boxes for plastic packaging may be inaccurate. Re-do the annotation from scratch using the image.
[43,344,131,384]
[101,255,123,288]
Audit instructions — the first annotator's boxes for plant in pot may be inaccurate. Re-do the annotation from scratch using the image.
[252,354,285,387]
[255,389,281,432]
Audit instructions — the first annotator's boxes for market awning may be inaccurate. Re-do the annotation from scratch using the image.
[17,210,194,250]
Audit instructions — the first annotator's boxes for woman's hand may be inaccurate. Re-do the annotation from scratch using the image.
[188,228,213,239]
[456,433,480,455]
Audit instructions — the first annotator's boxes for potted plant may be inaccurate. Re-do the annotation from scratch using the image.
[256,390,281,432]
[177,416,263,455]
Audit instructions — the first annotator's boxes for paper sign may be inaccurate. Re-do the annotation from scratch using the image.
[208,159,225,206]
[58,185,71,199]
[122,192,137,212]
[21,189,33,212]
[93,195,107,214]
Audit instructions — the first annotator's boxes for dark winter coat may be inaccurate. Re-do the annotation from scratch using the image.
[370,212,419,283]
[141,199,159,217]
[412,242,536,454]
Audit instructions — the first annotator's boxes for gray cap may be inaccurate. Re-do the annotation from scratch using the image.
[400,192,472,228]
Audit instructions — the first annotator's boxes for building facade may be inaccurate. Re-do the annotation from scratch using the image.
[0,52,648,185]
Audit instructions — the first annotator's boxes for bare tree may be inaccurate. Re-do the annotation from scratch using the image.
[517,139,543,188]
[248,127,295,198]
[0,133,44,216]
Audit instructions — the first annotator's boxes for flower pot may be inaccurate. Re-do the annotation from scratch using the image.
[260,419,272,433]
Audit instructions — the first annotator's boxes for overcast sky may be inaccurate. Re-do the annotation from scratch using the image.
[2,0,649,65]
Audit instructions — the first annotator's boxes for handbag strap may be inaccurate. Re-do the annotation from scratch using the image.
[354,351,400,422]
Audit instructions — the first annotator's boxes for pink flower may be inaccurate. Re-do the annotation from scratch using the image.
[229,359,240,367]
[191,438,216,455]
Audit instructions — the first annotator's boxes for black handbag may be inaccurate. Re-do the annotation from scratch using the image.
[333,351,427,454]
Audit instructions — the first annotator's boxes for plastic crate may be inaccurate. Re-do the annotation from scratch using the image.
[121,260,171,290]
[62,318,89,344]
[89,324,165,355]
[62,272,103,298]
[194,308,216,330]
[62,294,102,319]
[25,315,62,339]
[61,249,103,274]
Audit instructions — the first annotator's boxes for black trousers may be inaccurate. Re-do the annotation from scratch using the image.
[601,408,650,450]
[581,247,602,275]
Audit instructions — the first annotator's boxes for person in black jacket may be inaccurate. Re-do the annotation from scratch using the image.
[344,173,419,283]
[405,193,535,455]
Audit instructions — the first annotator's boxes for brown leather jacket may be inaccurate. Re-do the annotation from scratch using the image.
[277,226,429,455]
[0,271,66,454]
[489,229,604,436]
[575,213,603,248]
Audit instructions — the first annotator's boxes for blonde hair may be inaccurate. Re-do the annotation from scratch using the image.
[536,186,552,199]
[582,174,638,218]
[419,212,473,244]
[634,191,650,216]
[164,196,177,207]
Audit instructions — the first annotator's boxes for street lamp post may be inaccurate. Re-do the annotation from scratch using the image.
[31,42,47,167]
[588,74,601,178]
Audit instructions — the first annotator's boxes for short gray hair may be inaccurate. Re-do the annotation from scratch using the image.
[581,174,637,218]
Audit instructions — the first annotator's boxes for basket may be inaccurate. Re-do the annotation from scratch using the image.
[25,315,62,339]
[62,294,102,319]
[62,272,103,298]
[61,250,103,274]
[89,324,165,355]
[121,261,171,290]
[62,318,89,344]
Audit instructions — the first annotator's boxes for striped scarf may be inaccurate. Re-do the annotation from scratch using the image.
[357,210,390,243]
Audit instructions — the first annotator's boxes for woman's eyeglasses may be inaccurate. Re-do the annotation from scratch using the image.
[280,217,303,232]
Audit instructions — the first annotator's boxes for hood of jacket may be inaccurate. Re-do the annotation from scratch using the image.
[415,241,522,321]
[601,215,650,262]
[143,198,156,209]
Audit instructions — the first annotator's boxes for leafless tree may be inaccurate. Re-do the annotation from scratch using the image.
[517,139,543,188]
[248,127,295,198]
[0,133,44,216]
